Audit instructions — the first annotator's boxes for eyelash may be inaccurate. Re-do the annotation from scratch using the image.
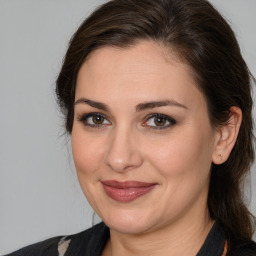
[78,112,110,129]
[78,112,176,130]
[142,113,176,130]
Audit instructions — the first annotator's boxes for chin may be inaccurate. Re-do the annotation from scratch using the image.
[107,220,153,235]
[101,209,157,235]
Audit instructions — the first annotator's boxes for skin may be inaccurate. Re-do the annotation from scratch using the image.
[71,41,242,256]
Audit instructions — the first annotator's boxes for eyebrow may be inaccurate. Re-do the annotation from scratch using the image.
[135,100,187,112]
[74,98,109,111]
[74,98,187,112]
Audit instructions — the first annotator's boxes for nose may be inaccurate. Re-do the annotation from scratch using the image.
[104,127,143,172]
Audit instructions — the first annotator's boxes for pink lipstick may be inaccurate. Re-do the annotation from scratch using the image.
[101,180,157,202]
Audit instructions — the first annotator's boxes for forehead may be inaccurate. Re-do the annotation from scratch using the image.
[75,41,205,109]
[82,41,183,78]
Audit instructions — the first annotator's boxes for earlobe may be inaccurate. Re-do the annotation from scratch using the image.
[212,107,242,165]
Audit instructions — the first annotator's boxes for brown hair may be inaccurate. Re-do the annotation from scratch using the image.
[56,0,255,243]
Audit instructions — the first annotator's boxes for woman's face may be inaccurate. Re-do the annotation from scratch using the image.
[72,41,219,234]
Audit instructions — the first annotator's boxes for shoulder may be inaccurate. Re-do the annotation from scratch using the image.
[4,236,61,256]
[5,222,109,256]
[229,240,256,256]
[64,222,109,255]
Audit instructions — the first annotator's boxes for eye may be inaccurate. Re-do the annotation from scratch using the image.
[78,113,111,127]
[143,114,176,129]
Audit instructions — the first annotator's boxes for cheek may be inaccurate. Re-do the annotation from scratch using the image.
[145,128,213,216]
[145,127,214,181]
[71,129,107,210]
[71,130,105,177]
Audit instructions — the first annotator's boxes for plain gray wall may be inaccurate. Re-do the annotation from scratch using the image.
[0,0,255,254]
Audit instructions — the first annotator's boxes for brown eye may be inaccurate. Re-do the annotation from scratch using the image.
[154,117,167,126]
[143,114,176,129]
[93,115,104,124]
[79,113,111,127]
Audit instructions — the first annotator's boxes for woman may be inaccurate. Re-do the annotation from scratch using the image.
[7,0,256,255]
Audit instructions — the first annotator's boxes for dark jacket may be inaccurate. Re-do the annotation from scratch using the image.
[5,221,256,256]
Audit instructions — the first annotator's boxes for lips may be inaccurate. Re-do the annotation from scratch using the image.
[101,180,157,202]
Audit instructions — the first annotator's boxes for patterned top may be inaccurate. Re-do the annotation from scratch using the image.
[5,221,256,256]
[56,237,229,256]
[57,237,71,256]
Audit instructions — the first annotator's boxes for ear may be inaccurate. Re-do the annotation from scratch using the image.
[212,107,242,165]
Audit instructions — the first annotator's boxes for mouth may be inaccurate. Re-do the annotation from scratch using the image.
[101,180,157,202]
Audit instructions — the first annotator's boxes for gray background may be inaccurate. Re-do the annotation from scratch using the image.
[0,0,255,254]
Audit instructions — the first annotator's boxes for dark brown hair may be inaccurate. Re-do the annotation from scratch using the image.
[56,0,255,243]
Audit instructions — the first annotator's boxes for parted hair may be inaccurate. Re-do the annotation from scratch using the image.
[56,0,255,244]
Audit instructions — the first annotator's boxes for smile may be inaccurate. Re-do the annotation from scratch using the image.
[101,180,157,202]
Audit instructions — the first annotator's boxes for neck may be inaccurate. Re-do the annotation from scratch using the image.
[103,209,214,256]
